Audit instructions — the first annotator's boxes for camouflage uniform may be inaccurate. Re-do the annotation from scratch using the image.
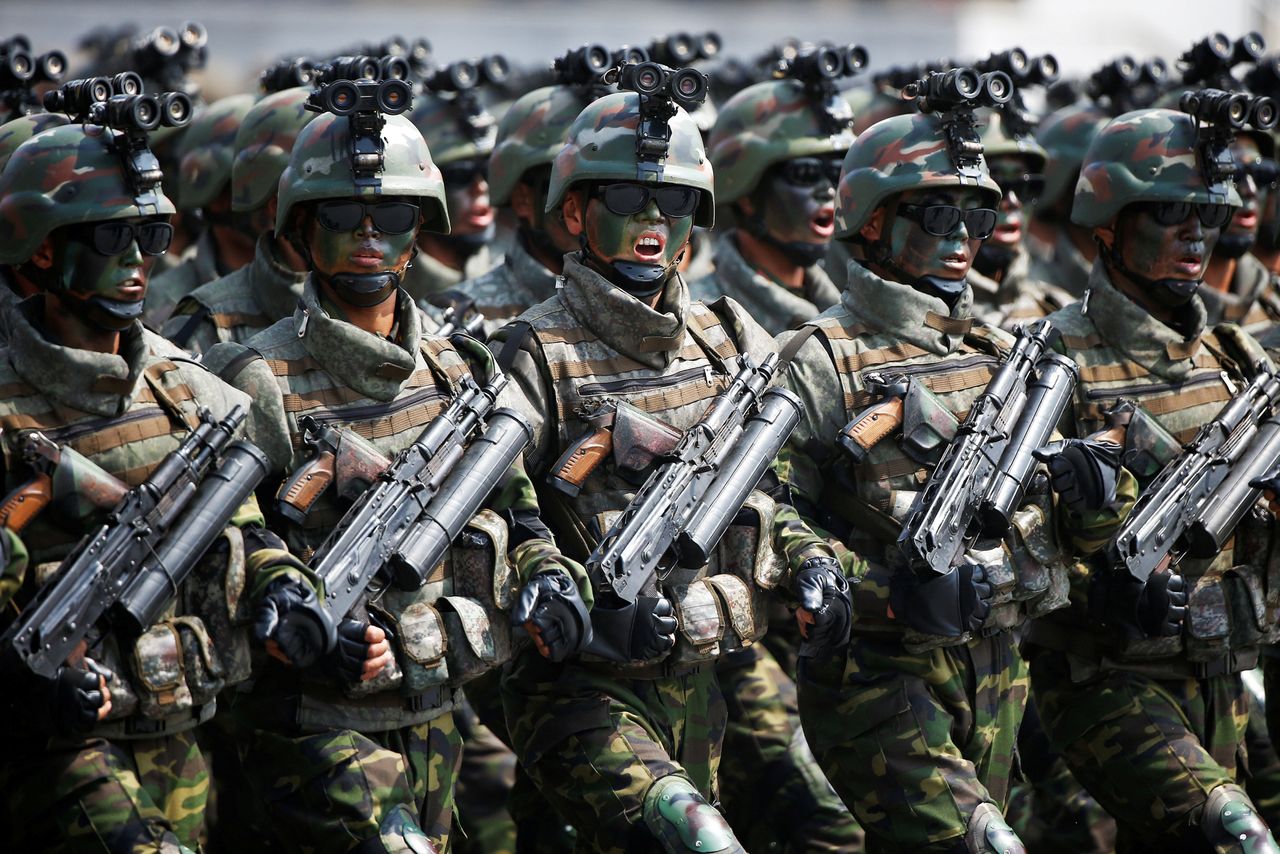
[968,245,1074,332]
[161,87,318,355]
[776,110,1083,853]
[404,245,495,303]
[1200,251,1280,336]
[1023,108,1280,852]
[457,235,559,336]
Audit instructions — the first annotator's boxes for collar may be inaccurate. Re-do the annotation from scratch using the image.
[557,253,689,369]
[1083,259,1209,380]
[1054,230,1093,297]
[402,244,491,302]
[1199,252,1272,326]
[252,233,308,322]
[714,231,841,327]
[5,295,149,416]
[841,259,974,356]
[293,279,423,402]
[969,244,1033,306]
[504,234,559,304]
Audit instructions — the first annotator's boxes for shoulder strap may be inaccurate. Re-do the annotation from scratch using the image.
[1205,323,1267,379]
[495,321,533,374]
[142,360,201,431]
[168,303,212,349]
[215,347,265,386]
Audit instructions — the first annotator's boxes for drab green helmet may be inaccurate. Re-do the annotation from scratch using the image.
[488,84,591,208]
[834,111,1001,239]
[410,90,496,167]
[707,78,855,206]
[275,111,449,236]
[976,108,1048,172]
[176,93,256,211]
[0,123,176,265]
[1036,104,1110,208]
[231,86,318,214]
[1071,107,1242,228]
[546,91,715,228]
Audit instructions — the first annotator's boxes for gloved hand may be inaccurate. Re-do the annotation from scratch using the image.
[511,571,592,662]
[1094,566,1187,638]
[253,577,336,668]
[793,557,853,658]
[1250,467,1280,516]
[890,562,994,637]
[39,663,111,737]
[1034,438,1122,514]
[327,618,393,684]
[582,595,678,663]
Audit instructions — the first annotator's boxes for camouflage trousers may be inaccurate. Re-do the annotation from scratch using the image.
[453,675,517,854]
[501,650,727,853]
[715,643,864,853]
[1029,647,1253,853]
[797,631,1028,853]
[224,710,462,853]
[0,729,206,853]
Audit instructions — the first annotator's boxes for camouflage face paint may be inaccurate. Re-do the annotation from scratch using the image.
[1115,204,1219,282]
[442,158,495,238]
[755,156,840,248]
[985,154,1031,251]
[584,193,694,270]
[304,200,419,279]
[54,219,149,307]
[1225,137,1262,242]
[888,187,987,281]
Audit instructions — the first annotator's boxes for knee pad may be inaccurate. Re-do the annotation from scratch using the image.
[641,775,744,854]
[965,802,1027,854]
[1202,784,1280,854]
[352,804,438,854]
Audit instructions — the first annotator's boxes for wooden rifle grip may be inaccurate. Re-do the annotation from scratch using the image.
[550,428,613,496]
[278,452,336,516]
[843,399,905,454]
[0,474,52,533]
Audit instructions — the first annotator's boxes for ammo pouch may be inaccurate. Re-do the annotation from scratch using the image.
[899,379,959,466]
[1005,487,1071,619]
[610,401,682,483]
[1118,403,1180,485]
[182,525,254,687]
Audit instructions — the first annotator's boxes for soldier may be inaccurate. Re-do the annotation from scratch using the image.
[1026,104,1110,296]
[0,118,295,852]
[161,87,315,355]
[458,82,590,335]
[0,111,69,326]
[967,110,1074,330]
[493,75,853,852]
[690,71,851,335]
[1024,106,1280,852]
[776,97,1097,853]
[405,79,502,303]
[202,89,576,854]
[146,94,258,327]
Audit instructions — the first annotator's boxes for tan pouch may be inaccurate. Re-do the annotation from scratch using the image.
[706,573,760,649]
[439,594,510,685]
[391,600,449,695]
[669,579,723,661]
[132,622,193,718]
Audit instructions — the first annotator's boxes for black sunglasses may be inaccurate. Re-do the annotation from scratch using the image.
[1137,201,1234,229]
[1235,158,1279,187]
[897,203,998,240]
[69,220,173,256]
[439,159,489,187]
[992,173,1046,205]
[777,156,843,188]
[593,182,700,218]
[315,201,420,234]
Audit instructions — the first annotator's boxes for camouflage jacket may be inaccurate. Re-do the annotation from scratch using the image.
[494,254,834,673]
[204,280,553,732]
[1026,258,1280,674]
[1200,251,1280,338]
[0,299,281,739]
[822,238,853,291]
[682,229,716,282]
[777,260,1080,651]
[457,233,558,336]
[1027,228,1093,299]
[161,232,306,356]
[402,244,497,304]
[969,244,1077,332]
[689,230,840,336]
[144,230,223,329]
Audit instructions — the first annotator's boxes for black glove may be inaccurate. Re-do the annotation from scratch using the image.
[1034,439,1122,514]
[1094,567,1187,638]
[582,595,678,662]
[794,557,853,659]
[511,572,592,662]
[253,577,336,668]
[327,618,382,684]
[890,562,994,637]
[39,665,107,737]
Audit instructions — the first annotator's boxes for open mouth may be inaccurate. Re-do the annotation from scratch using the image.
[810,208,835,238]
[1233,210,1258,231]
[634,232,665,259]
[117,279,145,298]
[1175,253,1204,275]
[466,203,495,228]
[351,250,385,269]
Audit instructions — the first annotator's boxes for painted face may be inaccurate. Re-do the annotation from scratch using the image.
[985,154,1033,251]
[54,216,158,307]
[523,166,578,255]
[304,198,419,279]
[583,184,694,269]
[754,155,840,247]
[1226,137,1263,242]
[888,186,989,281]
[440,157,495,237]
[1114,204,1220,282]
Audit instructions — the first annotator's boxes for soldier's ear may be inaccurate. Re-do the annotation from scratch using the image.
[562,189,586,237]
[510,181,536,223]
[1094,222,1116,251]
[859,205,886,243]
[29,236,55,271]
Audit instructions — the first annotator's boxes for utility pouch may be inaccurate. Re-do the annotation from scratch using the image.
[1120,403,1180,484]
[172,615,226,707]
[131,622,193,718]
[439,594,511,686]
[900,380,959,466]
[389,601,449,695]
[669,579,725,661]
[183,525,253,686]
[610,402,682,483]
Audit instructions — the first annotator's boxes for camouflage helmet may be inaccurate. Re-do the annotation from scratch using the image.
[0,124,175,265]
[1072,108,1242,228]
[1036,104,1110,207]
[546,91,715,228]
[847,86,915,135]
[275,112,449,235]
[0,112,69,173]
[231,86,318,214]
[834,111,1001,239]
[176,93,256,211]
[409,91,496,167]
[976,108,1048,172]
[488,84,590,207]
[707,78,855,205]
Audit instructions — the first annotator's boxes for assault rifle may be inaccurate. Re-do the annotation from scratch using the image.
[1107,367,1280,581]
[899,320,1079,578]
[588,351,802,603]
[1,406,269,678]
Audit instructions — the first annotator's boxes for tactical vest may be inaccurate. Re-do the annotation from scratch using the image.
[524,297,781,672]
[239,318,516,731]
[806,311,1070,651]
[457,238,558,336]
[1033,303,1280,672]
[0,337,243,739]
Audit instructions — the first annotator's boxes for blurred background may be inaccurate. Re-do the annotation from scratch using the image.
[2,0,1278,100]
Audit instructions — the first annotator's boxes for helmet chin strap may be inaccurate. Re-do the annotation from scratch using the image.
[866,227,966,309]
[289,211,407,309]
[578,235,683,300]
[1105,244,1201,307]
[48,286,144,332]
